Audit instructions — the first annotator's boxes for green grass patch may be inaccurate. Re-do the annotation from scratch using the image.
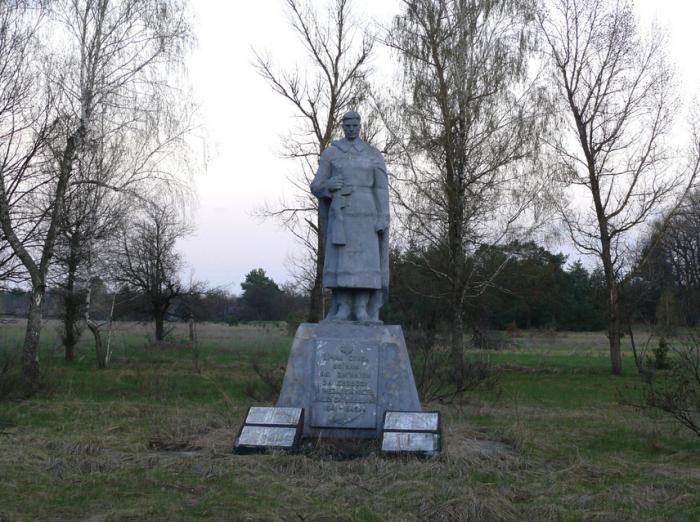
[0,320,698,520]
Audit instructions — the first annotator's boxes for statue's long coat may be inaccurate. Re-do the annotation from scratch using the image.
[311,138,389,296]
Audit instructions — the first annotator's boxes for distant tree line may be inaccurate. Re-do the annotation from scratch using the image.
[6,223,700,338]
[386,183,700,335]
[385,242,607,333]
[0,269,306,325]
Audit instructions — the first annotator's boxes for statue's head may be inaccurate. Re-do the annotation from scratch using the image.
[342,111,361,141]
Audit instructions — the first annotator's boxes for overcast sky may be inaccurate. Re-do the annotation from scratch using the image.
[179,0,700,294]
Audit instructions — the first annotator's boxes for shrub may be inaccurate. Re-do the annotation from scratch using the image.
[641,334,700,437]
[470,326,511,350]
[407,329,500,403]
[286,310,304,336]
[648,337,671,370]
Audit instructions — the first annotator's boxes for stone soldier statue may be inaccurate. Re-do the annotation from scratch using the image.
[311,111,390,322]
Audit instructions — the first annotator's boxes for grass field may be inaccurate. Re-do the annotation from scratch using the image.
[0,319,699,521]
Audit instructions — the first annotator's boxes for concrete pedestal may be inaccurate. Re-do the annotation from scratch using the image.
[277,322,421,439]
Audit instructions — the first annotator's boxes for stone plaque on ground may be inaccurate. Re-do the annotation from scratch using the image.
[277,322,421,438]
[237,426,298,447]
[381,431,440,453]
[311,340,379,429]
[381,410,442,456]
[233,406,304,454]
[384,411,439,431]
[246,406,302,426]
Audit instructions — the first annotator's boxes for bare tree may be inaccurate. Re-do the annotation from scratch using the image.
[254,0,373,322]
[0,3,46,290]
[112,203,189,342]
[538,0,698,375]
[385,0,550,382]
[0,1,54,388]
[0,0,192,389]
[51,143,128,361]
[51,77,196,362]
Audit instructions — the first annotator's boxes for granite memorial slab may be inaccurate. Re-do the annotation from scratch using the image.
[246,406,302,426]
[381,410,442,456]
[233,406,304,454]
[381,431,440,453]
[384,411,439,431]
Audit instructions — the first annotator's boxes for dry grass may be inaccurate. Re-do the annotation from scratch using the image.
[0,402,698,521]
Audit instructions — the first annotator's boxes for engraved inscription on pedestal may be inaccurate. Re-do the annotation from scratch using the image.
[311,339,379,429]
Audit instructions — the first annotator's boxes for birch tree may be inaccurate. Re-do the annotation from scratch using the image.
[0,0,192,389]
[51,79,195,362]
[0,1,54,387]
[386,0,550,382]
[0,3,45,290]
[52,144,127,361]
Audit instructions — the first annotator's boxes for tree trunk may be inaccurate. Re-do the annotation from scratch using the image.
[600,230,623,376]
[154,308,165,342]
[87,321,105,369]
[189,315,200,373]
[447,189,466,384]
[22,125,85,388]
[22,286,44,391]
[307,210,325,323]
[608,280,623,375]
[63,286,78,362]
[104,293,116,368]
[62,231,82,361]
[85,284,106,369]
[449,300,465,383]
[446,173,465,384]
[63,307,79,361]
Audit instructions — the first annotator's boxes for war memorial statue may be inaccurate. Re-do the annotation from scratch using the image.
[310,111,389,323]
[276,111,421,439]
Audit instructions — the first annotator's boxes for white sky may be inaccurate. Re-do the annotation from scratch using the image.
[179,0,700,294]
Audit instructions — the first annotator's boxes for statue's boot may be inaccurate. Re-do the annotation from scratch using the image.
[353,291,370,322]
[324,292,339,321]
[334,291,352,321]
[367,289,383,322]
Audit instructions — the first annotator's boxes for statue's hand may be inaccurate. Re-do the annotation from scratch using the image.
[375,216,389,233]
[328,175,344,192]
